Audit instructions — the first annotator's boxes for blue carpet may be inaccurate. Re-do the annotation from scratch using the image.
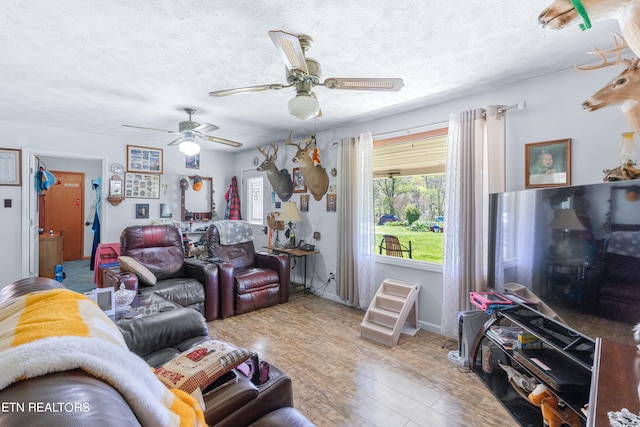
[61,260,96,294]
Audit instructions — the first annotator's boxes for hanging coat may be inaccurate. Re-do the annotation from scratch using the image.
[35,167,55,194]
[89,178,101,271]
[225,176,242,220]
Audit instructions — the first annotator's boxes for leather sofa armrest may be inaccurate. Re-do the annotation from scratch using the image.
[213,364,293,427]
[118,307,209,358]
[184,259,219,321]
[0,277,64,305]
[215,262,236,319]
[255,252,290,304]
[203,370,259,426]
[0,370,141,426]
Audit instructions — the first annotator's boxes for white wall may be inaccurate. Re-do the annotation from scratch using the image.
[0,64,630,333]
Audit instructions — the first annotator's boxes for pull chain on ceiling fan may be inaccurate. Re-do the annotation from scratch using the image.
[122,107,243,154]
[209,30,404,120]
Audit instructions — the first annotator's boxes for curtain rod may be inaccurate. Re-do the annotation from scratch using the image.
[372,120,449,139]
[498,100,527,113]
[371,100,526,139]
[351,100,528,140]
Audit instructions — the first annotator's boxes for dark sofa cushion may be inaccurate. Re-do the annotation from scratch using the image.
[235,268,280,294]
[139,277,205,308]
[118,307,209,362]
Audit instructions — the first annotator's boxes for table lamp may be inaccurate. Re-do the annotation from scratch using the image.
[550,209,586,257]
[278,202,303,247]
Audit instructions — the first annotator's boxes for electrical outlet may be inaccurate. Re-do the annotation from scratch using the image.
[328,272,336,282]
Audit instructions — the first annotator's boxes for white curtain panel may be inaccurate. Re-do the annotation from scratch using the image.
[336,132,376,308]
[441,107,506,337]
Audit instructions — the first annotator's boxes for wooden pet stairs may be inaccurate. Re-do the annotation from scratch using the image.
[360,278,420,347]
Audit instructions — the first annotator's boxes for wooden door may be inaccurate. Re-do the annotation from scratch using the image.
[43,171,84,261]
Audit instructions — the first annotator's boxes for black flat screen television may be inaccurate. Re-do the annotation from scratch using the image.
[488,180,640,325]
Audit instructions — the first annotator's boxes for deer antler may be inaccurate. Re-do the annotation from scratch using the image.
[575,33,633,70]
[257,145,271,158]
[284,131,299,148]
[271,143,278,159]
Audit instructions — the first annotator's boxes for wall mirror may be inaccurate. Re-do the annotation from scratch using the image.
[181,176,215,221]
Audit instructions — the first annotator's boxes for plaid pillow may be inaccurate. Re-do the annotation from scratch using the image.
[154,340,252,394]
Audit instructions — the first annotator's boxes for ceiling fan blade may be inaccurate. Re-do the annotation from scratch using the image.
[322,77,404,91]
[202,135,243,148]
[192,123,219,133]
[268,30,309,74]
[209,83,290,97]
[122,124,178,133]
[167,136,185,146]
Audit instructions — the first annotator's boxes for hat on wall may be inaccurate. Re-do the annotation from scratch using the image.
[193,175,203,191]
[179,175,190,190]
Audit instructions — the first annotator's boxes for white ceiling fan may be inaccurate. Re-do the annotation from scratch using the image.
[209,30,404,120]
[122,107,243,154]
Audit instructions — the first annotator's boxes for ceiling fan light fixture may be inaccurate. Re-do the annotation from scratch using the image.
[179,140,201,155]
[288,93,320,120]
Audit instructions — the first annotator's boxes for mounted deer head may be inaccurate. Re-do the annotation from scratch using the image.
[257,143,292,202]
[285,134,329,201]
[577,35,640,135]
[539,0,640,57]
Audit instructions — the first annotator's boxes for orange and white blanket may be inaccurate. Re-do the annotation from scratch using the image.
[0,288,206,427]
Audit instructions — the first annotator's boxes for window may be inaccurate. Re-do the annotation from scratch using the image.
[373,128,448,263]
[246,176,264,225]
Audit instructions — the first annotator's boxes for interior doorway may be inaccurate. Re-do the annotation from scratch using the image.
[40,171,85,261]
[241,168,271,249]
[26,154,103,278]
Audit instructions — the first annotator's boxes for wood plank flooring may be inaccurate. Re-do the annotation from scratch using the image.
[207,294,517,427]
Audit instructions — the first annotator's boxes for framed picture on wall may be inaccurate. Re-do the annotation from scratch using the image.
[135,203,150,219]
[326,194,336,212]
[185,153,200,169]
[160,203,172,218]
[525,139,571,189]
[127,145,163,174]
[0,148,21,186]
[292,167,306,193]
[300,194,309,212]
[124,173,160,198]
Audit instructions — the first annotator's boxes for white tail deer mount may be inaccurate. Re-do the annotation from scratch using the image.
[539,0,640,58]
[578,36,640,135]
[578,35,640,180]
[257,143,292,202]
[285,134,329,201]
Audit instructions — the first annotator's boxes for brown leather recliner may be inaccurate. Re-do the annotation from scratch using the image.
[206,220,289,318]
[120,224,219,321]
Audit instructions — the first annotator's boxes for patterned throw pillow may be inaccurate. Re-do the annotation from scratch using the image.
[154,340,253,394]
[118,256,157,286]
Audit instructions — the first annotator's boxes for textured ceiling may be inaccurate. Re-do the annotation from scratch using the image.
[0,1,621,152]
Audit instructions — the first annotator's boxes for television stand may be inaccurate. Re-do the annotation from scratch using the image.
[469,297,594,426]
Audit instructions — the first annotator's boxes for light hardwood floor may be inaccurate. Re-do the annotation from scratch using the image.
[207,294,518,427]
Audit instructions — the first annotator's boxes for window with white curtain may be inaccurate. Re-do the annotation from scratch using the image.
[373,128,448,264]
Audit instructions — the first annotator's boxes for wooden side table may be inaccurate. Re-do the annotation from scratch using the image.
[264,246,319,293]
[588,338,640,426]
[39,233,63,279]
